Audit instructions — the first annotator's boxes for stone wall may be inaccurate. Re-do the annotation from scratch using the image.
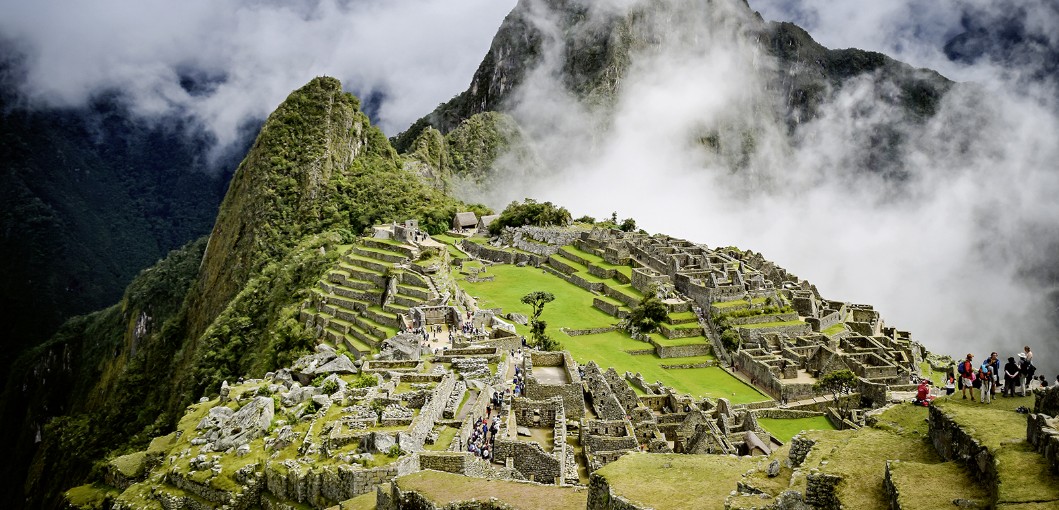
[562,326,619,336]
[592,298,629,319]
[1027,412,1059,474]
[649,340,711,359]
[263,454,418,507]
[927,405,998,502]
[417,452,469,474]
[397,374,456,453]
[586,472,651,510]
[805,472,842,510]
[524,352,585,420]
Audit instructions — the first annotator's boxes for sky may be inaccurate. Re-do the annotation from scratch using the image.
[2,0,1056,374]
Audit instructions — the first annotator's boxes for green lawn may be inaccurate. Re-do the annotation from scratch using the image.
[759,416,836,442]
[564,331,765,403]
[454,263,766,403]
[458,264,617,333]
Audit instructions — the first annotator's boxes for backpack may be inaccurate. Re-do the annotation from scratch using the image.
[958,361,971,375]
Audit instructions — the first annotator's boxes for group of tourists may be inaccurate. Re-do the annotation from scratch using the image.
[953,346,1041,404]
[512,364,527,397]
[467,392,504,461]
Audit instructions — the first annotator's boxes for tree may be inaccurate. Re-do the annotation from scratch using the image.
[619,217,637,232]
[521,291,555,322]
[521,291,558,350]
[628,288,668,334]
[489,199,572,234]
[814,369,857,406]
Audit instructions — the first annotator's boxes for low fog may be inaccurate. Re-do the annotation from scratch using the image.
[471,0,1059,375]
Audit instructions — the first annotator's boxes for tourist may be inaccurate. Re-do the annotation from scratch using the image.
[1019,352,1037,397]
[1003,356,1020,397]
[914,379,934,406]
[989,352,1001,397]
[959,354,976,401]
[944,372,956,396]
[1040,375,1050,388]
[979,357,993,404]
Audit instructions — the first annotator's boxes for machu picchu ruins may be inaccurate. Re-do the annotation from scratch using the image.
[68,221,1059,510]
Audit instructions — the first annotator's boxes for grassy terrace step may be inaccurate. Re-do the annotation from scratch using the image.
[822,322,848,336]
[887,461,989,509]
[327,327,372,354]
[342,254,392,273]
[792,404,944,510]
[564,244,635,279]
[665,311,699,324]
[932,396,1059,507]
[355,314,398,338]
[353,245,409,263]
[327,273,376,291]
[648,333,709,347]
[595,453,754,510]
[338,260,385,277]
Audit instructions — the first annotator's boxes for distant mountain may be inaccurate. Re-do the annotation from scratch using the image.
[0,71,253,372]
[393,0,951,180]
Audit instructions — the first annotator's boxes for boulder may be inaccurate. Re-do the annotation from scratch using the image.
[214,397,275,451]
[196,405,234,430]
[291,351,338,384]
[374,432,396,453]
[517,426,532,437]
[767,459,780,477]
[314,354,357,376]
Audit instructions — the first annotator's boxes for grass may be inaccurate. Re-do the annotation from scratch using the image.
[65,484,120,510]
[995,443,1059,505]
[822,322,847,336]
[648,333,710,348]
[332,491,377,510]
[800,428,941,510]
[554,329,765,402]
[423,427,458,452]
[458,265,617,335]
[395,470,587,510]
[658,354,716,367]
[917,360,947,386]
[758,416,836,442]
[595,453,754,510]
[887,461,989,509]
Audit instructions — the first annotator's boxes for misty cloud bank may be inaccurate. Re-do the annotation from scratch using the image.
[469,0,1059,374]
[0,0,516,148]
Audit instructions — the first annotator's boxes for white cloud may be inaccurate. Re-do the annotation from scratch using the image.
[0,0,516,146]
[466,0,1059,375]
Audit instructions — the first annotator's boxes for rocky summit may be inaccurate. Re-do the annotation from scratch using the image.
[3,1,1057,510]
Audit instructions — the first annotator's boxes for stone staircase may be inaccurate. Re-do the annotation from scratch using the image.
[301,239,437,358]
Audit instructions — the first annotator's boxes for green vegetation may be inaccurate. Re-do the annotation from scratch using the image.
[758,416,836,442]
[488,199,571,235]
[522,291,558,350]
[627,288,668,334]
[595,454,754,510]
[814,369,857,407]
